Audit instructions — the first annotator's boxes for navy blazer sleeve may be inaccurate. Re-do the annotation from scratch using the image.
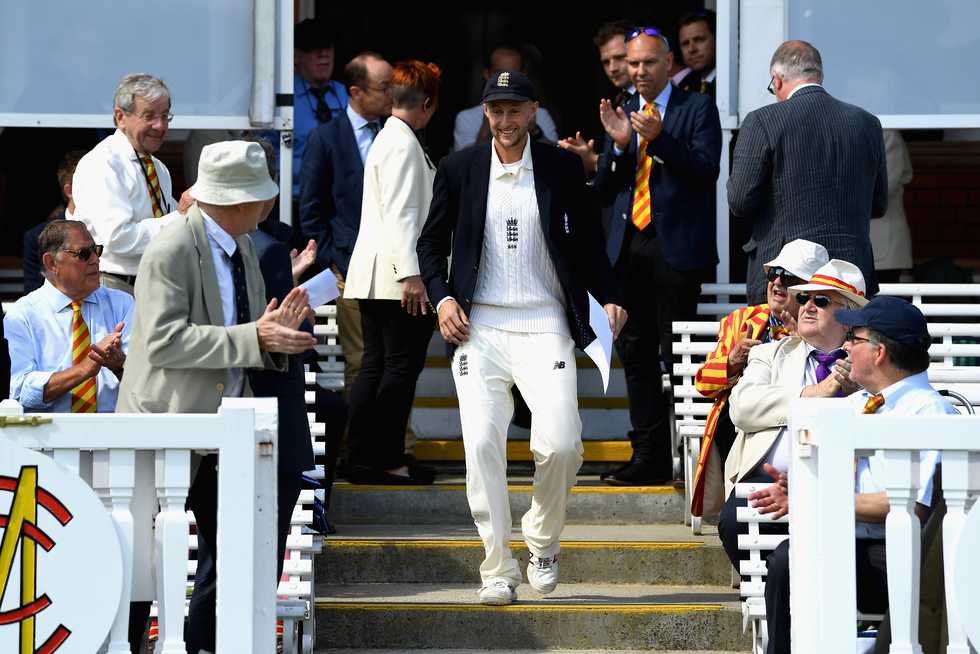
[727,109,773,220]
[299,125,337,270]
[22,223,46,294]
[647,95,721,182]
[870,125,888,219]
[417,159,457,308]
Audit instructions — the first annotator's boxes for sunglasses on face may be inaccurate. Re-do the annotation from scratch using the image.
[766,266,804,286]
[795,292,839,309]
[63,244,104,262]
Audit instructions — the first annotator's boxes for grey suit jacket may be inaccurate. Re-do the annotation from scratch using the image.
[728,86,887,303]
[117,206,284,414]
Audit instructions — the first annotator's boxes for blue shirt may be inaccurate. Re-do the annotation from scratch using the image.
[613,81,673,156]
[293,74,348,198]
[5,281,133,412]
[200,210,245,398]
[346,103,380,165]
[851,370,954,539]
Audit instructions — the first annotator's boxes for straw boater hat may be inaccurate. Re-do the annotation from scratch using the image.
[763,239,829,281]
[190,141,279,206]
[789,259,869,307]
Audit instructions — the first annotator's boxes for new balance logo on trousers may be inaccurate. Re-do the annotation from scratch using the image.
[553,361,566,370]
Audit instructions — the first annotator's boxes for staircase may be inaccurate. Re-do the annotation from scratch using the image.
[314,333,749,652]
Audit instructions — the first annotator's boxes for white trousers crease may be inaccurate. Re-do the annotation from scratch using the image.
[452,324,583,585]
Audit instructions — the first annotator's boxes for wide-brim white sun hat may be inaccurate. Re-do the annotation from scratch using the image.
[789,258,870,307]
[191,140,279,206]
[763,239,830,281]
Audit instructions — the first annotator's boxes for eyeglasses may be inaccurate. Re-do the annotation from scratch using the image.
[795,292,839,309]
[767,76,776,95]
[766,266,804,286]
[130,111,174,124]
[362,83,391,94]
[844,331,876,346]
[627,27,671,50]
[62,244,104,262]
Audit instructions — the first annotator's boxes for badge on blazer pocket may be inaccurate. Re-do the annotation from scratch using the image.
[563,213,570,235]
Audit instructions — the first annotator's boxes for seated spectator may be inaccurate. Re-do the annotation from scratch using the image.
[453,45,558,150]
[24,150,85,294]
[751,295,951,654]
[6,220,131,412]
[719,259,869,570]
[691,239,828,520]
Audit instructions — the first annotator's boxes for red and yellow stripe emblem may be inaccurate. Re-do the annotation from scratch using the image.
[142,155,165,217]
[808,274,864,297]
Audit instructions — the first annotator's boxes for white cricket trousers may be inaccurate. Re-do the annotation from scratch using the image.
[452,323,584,586]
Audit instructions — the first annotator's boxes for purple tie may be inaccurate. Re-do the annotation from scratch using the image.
[811,350,845,384]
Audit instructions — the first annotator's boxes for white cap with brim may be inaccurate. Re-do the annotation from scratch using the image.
[789,259,870,307]
[764,239,829,281]
[191,141,279,206]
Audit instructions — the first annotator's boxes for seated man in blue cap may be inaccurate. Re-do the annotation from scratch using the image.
[750,295,954,654]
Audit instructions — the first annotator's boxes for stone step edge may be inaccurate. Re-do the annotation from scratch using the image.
[412,440,632,462]
[324,539,707,551]
[333,482,679,494]
[315,601,731,614]
[415,396,628,409]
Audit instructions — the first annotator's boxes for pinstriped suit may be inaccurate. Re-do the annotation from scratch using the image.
[728,85,887,304]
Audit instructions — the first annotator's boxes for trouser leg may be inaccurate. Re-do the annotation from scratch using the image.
[276,470,305,580]
[765,539,791,654]
[513,332,583,558]
[717,474,785,571]
[346,300,386,468]
[453,325,521,586]
[336,294,363,400]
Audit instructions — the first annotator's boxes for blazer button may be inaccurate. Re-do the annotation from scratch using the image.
[216,382,225,392]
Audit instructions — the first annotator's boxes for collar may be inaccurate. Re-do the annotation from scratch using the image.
[41,279,97,313]
[490,136,533,180]
[109,129,144,163]
[346,103,373,131]
[864,370,931,403]
[200,209,238,258]
[640,81,672,111]
[704,68,717,83]
[803,340,845,358]
[626,84,637,96]
[788,82,823,99]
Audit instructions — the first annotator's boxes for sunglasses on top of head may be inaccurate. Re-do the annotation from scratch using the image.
[766,266,804,286]
[627,27,670,49]
[794,292,838,309]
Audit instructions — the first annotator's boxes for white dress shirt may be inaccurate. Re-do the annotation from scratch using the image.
[453,104,559,151]
[5,281,133,412]
[346,104,381,165]
[852,370,952,539]
[72,129,181,276]
[200,210,245,398]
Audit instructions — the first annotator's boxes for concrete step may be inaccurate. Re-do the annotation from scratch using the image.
[410,408,632,443]
[328,477,685,525]
[315,583,749,651]
[415,363,628,397]
[317,523,730,586]
[411,438,632,463]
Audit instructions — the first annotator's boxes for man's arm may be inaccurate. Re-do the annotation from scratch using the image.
[696,309,762,398]
[727,110,774,219]
[298,126,337,271]
[870,121,889,218]
[646,96,722,182]
[416,159,457,308]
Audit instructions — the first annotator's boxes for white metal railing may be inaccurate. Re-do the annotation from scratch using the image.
[0,397,279,654]
[787,399,980,654]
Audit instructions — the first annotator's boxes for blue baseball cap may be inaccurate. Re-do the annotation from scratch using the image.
[834,296,929,345]
[481,70,537,103]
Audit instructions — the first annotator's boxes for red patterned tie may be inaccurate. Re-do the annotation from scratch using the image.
[142,155,165,217]
[70,301,97,413]
[630,103,655,231]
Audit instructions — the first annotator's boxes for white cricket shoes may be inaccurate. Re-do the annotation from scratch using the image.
[478,578,517,605]
[527,554,559,594]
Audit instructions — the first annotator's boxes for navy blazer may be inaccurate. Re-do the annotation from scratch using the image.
[417,141,621,352]
[298,110,368,276]
[592,85,721,271]
[248,229,315,474]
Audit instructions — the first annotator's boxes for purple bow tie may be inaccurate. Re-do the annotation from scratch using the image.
[811,349,846,384]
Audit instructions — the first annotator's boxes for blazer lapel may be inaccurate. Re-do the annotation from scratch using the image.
[188,207,226,326]
[530,142,553,239]
[339,112,365,172]
[662,86,682,138]
[470,145,491,241]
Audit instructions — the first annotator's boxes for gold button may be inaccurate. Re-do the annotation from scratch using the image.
[216,383,225,392]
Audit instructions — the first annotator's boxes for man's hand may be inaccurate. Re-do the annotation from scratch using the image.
[748,463,790,519]
[630,104,664,143]
[558,131,598,175]
[778,308,798,336]
[438,299,470,345]
[264,287,314,330]
[177,189,195,214]
[833,358,861,395]
[88,321,126,376]
[599,99,632,150]
[256,288,317,353]
[401,275,430,316]
[728,323,761,373]
[290,239,317,285]
[604,304,627,339]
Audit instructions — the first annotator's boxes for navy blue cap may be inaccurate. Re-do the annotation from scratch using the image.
[295,19,335,51]
[834,296,929,345]
[481,70,537,103]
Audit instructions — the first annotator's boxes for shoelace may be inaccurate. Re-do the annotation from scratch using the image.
[531,555,558,569]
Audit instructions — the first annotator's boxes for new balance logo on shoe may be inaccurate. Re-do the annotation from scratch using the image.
[458,354,469,376]
[553,361,566,370]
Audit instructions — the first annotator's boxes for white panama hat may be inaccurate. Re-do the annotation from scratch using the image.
[190,140,279,206]
[789,259,870,307]
[763,239,829,281]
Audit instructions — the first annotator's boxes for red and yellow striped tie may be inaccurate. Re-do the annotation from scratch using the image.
[862,393,885,414]
[70,301,97,413]
[143,155,165,217]
[630,102,655,231]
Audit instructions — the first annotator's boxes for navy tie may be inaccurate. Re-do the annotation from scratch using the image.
[229,248,250,325]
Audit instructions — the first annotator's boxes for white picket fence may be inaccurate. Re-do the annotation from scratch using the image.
[787,398,980,654]
[0,397,280,654]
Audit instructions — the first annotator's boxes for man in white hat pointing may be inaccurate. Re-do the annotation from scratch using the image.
[117,140,316,653]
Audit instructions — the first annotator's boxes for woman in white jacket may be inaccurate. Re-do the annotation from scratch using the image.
[344,60,441,484]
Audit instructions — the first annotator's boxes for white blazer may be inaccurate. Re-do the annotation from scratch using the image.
[345,116,435,300]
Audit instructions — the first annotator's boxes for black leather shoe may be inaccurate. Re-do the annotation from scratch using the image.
[407,461,436,484]
[599,460,633,481]
[603,461,672,486]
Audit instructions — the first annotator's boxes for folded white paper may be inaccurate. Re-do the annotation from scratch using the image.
[299,268,340,308]
[584,293,613,393]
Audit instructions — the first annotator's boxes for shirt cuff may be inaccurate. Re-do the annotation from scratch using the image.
[20,371,55,409]
[436,296,456,313]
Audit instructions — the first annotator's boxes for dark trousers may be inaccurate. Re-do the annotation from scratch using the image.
[185,455,305,654]
[764,538,888,654]
[347,299,434,470]
[315,387,348,510]
[717,473,790,572]
[614,226,711,472]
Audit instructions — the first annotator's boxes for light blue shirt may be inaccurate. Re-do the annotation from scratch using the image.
[4,281,133,412]
[346,104,380,165]
[292,74,349,198]
[852,370,953,539]
[200,210,245,398]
